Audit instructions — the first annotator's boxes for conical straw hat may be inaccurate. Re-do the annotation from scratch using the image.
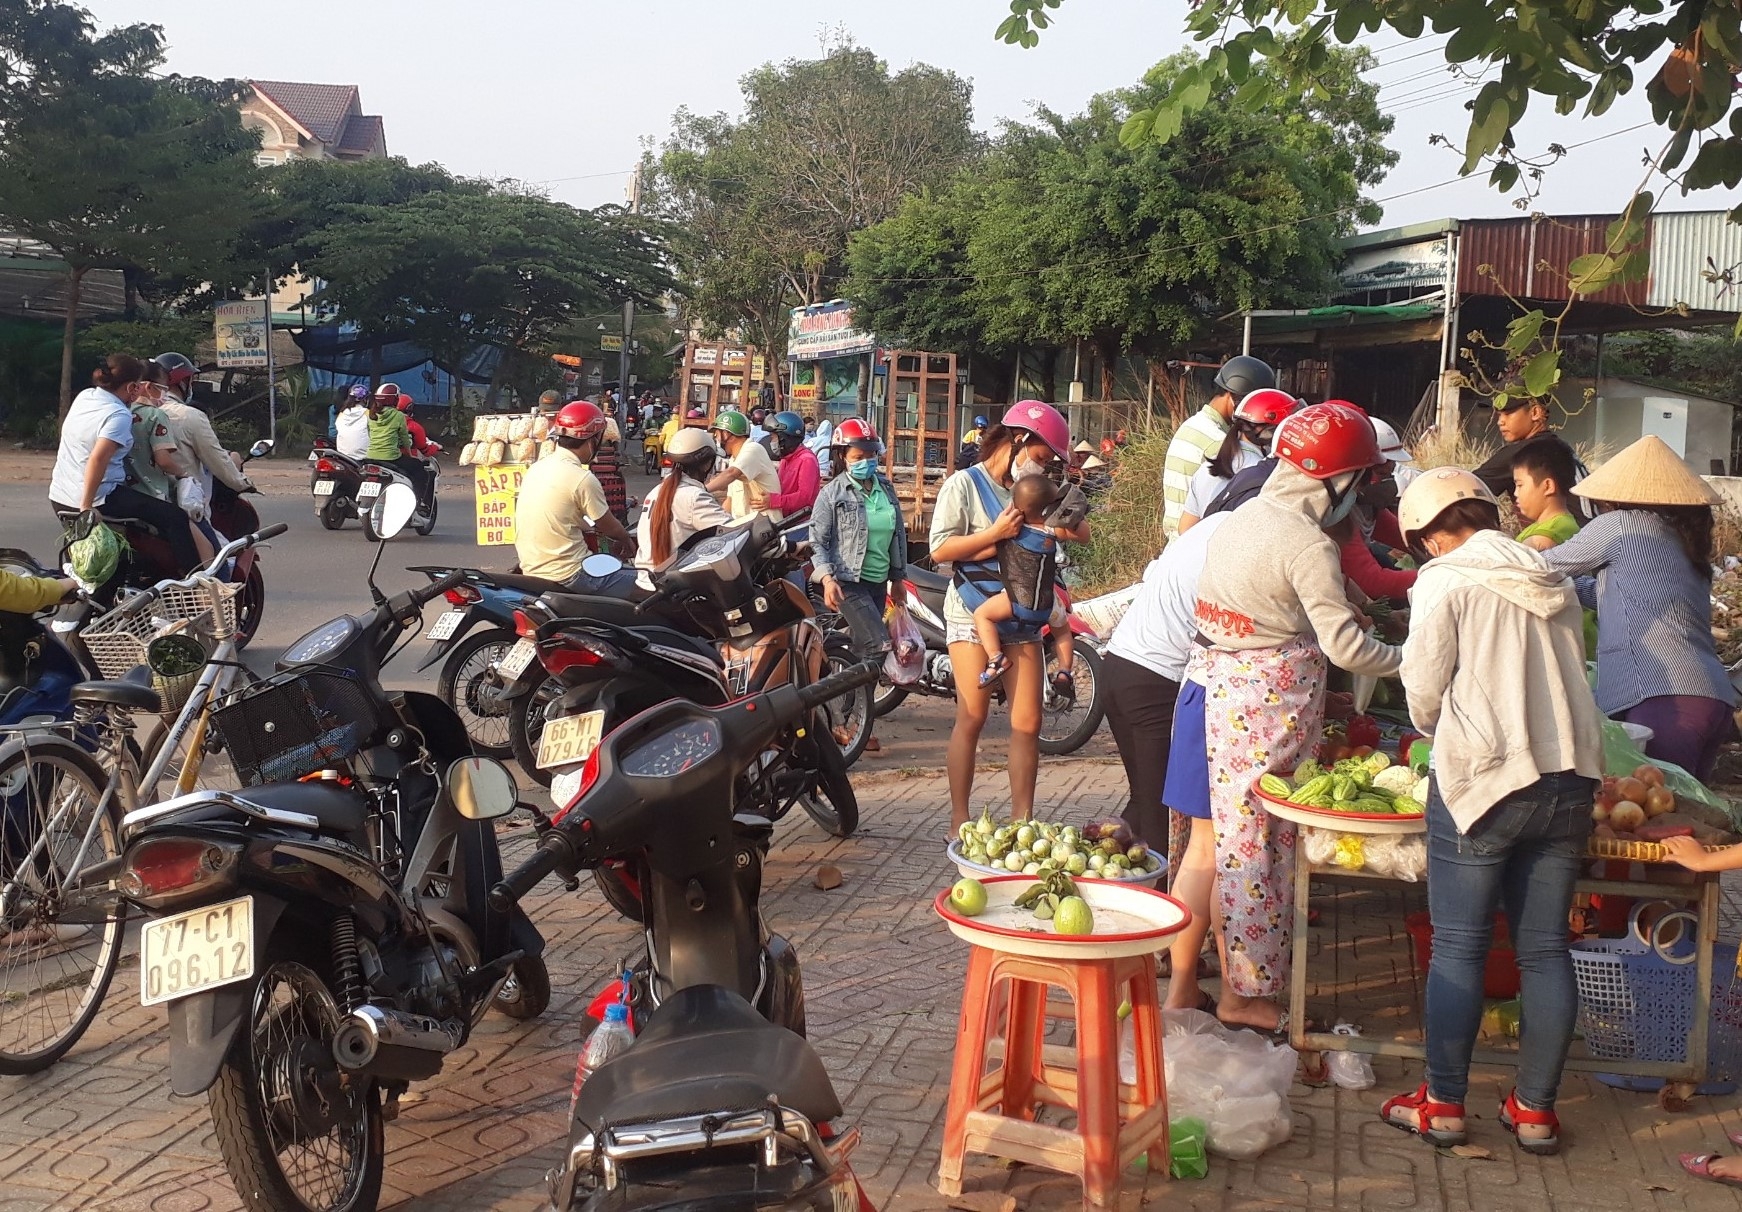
[1571,435,1720,507]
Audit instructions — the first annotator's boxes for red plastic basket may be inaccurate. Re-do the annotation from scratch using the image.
[1405,911,1521,999]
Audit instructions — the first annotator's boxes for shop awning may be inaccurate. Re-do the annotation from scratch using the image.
[1245,299,1444,336]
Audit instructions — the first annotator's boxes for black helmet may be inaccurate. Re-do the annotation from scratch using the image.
[154,352,197,387]
[1212,354,1276,400]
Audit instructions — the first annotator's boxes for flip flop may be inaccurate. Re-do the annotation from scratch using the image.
[1381,1083,1469,1147]
[1681,1154,1742,1189]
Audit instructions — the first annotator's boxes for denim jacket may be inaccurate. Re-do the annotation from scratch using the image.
[810,470,907,585]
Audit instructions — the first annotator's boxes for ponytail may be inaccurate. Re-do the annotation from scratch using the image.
[1206,428,1245,480]
[648,452,712,565]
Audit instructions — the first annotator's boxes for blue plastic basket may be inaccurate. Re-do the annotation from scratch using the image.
[1570,906,1742,1091]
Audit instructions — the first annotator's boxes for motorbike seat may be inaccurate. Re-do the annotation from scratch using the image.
[905,565,950,594]
[541,594,651,629]
[574,984,842,1132]
[70,668,161,714]
[489,572,566,596]
[234,781,369,843]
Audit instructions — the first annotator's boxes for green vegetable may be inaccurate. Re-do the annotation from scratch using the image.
[1259,774,1293,799]
[1292,775,1334,803]
[1291,760,1323,787]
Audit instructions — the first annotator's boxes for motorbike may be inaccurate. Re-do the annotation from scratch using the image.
[407,564,565,758]
[98,438,275,647]
[358,453,440,541]
[871,564,1106,755]
[488,658,884,1212]
[114,484,548,1212]
[308,438,366,531]
[0,549,91,729]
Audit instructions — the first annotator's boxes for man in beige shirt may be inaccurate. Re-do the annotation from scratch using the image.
[514,400,635,588]
[705,409,783,522]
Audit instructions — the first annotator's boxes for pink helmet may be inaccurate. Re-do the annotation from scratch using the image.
[1000,400,1071,461]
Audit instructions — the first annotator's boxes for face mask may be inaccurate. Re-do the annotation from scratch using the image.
[1324,482,1361,526]
[1011,453,1053,481]
[848,458,876,482]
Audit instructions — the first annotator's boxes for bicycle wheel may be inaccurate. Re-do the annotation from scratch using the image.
[138,666,261,802]
[0,736,124,1074]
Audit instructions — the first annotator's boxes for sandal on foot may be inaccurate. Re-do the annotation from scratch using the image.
[1381,1084,1468,1147]
[976,654,1009,688]
[1683,1154,1742,1189]
[1049,669,1076,699]
[1499,1090,1560,1156]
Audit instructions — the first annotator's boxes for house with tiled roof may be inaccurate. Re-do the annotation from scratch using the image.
[241,81,387,164]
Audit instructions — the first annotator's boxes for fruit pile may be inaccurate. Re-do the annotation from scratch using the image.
[1259,752,1427,817]
[955,811,1163,878]
[1591,763,1732,843]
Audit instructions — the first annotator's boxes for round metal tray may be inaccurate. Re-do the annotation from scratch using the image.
[946,839,1167,887]
[934,875,1191,959]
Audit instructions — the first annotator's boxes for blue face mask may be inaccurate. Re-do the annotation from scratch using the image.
[848,458,876,482]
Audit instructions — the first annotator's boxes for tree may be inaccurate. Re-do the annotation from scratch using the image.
[650,39,979,360]
[0,0,158,125]
[845,47,1394,397]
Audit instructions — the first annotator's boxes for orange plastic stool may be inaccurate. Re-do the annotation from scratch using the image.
[937,944,1169,1209]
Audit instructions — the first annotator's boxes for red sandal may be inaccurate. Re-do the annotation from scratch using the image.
[1380,1084,1467,1147]
[1682,1153,1742,1189]
[1499,1090,1561,1156]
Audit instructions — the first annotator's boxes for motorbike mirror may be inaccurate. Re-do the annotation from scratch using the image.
[448,757,519,821]
[580,552,622,578]
[372,483,418,540]
[247,438,274,460]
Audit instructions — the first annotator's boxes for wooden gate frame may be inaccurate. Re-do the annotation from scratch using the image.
[877,348,959,528]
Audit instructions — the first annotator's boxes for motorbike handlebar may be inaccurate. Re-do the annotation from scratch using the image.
[796,659,881,714]
[488,829,577,912]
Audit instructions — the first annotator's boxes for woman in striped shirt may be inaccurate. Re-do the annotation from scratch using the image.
[1541,436,1735,779]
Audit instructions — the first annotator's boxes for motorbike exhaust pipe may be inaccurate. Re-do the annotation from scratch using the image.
[332,1005,464,1082]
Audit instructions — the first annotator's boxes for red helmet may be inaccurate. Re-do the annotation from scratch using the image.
[551,400,607,442]
[396,393,415,413]
[834,416,880,452]
[1001,400,1070,461]
[1271,402,1383,480]
[1233,388,1299,428]
[373,382,400,400]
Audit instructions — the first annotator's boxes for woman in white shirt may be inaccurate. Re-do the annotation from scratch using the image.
[635,427,733,573]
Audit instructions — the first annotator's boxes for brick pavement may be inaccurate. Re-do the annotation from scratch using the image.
[6,758,1742,1210]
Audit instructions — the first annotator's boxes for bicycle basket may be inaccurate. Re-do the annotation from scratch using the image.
[82,578,239,680]
[210,667,389,786]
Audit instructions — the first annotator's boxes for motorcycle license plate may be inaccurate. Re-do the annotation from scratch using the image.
[538,709,605,771]
[358,480,381,498]
[426,610,464,641]
[140,895,254,1007]
[498,638,536,680]
[313,478,336,496]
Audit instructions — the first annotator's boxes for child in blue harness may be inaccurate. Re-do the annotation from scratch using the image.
[969,474,1075,689]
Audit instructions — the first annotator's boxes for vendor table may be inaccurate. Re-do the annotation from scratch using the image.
[1287,860,1722,1084]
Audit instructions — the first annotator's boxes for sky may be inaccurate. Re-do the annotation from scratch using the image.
[82,0,1740,232]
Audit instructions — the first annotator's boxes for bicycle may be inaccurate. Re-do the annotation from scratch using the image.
[0,525,284,1074]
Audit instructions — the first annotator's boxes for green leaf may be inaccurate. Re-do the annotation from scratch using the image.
[1522,349,1561,398]
[1446,17,1494,63]
[1233,73,1276,110]
[1606,191,1654,248]
[1223,39,1252,84]
[1566,252,1619,294]
[1464,84,1513,173]
[1493,391,1510,411]
[1489,161,1520,192]
[1248,25,1277,55]
[1503,310,1546,355]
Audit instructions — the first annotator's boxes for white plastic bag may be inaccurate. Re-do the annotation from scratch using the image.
[1162,1009,1297,1160]
[882,603,924,686]
[1326,1023,1375,1089]
[175,476,207,520]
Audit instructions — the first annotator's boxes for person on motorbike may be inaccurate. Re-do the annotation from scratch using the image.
[396,393,443,458]
[591,416,630,524]
[515,401,636,585]
[535,388,563,416]
[747,407,769,447]
[805,414,835,478]
[764,411,820,518]
[49,354,203,576]
[810,417,906,659]
[332,384,371,459]
[0,567,76,613]
[153,353,256,503]
[707,410,783,522]
[636,428,732,574]
[366,382,433,506]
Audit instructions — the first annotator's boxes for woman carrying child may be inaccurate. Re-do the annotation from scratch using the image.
[929,401,1086,833]
[969,473,1073,694]
[1381,466,1602,1157]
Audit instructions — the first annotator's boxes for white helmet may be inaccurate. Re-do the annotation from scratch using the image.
[665,427,716,461]
[1369,417,1413,465]
[1398,467,1497,543]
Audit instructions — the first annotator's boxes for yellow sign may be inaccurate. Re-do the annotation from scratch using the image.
[475,463,528,546]
[601,334,624,352]
[791,382,817,402]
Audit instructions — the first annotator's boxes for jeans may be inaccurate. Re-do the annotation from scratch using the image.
[1100,651,1179,851]
[1424,770,1595,1109]
[834,579,888,660]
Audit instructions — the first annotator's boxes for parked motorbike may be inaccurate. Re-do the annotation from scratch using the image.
[408,565,564,757]
[116,484,548,1212]
[0,549,89,729]
[308,438,366,530]
[488,659,884,1212]
[97,438,274,647]
[872,564,1105,755]
[358,454,440,541]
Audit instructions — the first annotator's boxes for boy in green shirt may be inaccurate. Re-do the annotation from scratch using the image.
[364,387,432,506]
[1511,437,1580,551]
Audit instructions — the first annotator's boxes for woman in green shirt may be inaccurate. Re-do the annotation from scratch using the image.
[809,418,908,658]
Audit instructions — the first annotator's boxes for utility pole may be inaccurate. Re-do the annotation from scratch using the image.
[263,268,277,446]
[616,167,642,435]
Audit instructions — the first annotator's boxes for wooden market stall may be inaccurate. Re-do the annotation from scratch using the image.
[877,349,959,529]
[674,340,770,426]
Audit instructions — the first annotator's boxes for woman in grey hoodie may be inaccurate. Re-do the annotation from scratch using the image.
[1383,467,1602,1157]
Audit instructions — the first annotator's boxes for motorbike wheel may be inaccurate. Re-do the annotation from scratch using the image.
[795,729,858,838]
[436,630,516,758]
[1037,643,1106,756]
[592,864,645,924]
[0,741,124,1075]
[490,954,551,1021]
[360,506,381,543]
[233,564,266,650]
[871,679,909,718]
[414,489,438,537]
[208,954,384,1212]
[318,496,348,531]
[506,675,563,789]
[819,636,873,767]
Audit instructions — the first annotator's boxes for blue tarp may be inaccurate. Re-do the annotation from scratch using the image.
[293,324,501,406]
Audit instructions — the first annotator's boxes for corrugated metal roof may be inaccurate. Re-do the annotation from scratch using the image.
[1457,214,1650,307]
[1646,211,1742,312]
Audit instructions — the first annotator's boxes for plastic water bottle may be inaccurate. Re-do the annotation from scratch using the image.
[569,1003,634,1118]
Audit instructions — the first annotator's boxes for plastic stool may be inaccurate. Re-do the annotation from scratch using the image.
[937,945,1169,1209]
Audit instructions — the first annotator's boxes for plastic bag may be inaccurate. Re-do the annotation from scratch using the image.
[1162,1009,1297,1160]
[882,602,924,686]
[1325,1023,1375,1089]
[1601,718,1737,826]
[175,476,207,520]
[1169,1117,1209,1179]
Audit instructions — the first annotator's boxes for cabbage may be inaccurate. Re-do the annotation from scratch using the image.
[67,522,121,586]
[1412,776,1430,805]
